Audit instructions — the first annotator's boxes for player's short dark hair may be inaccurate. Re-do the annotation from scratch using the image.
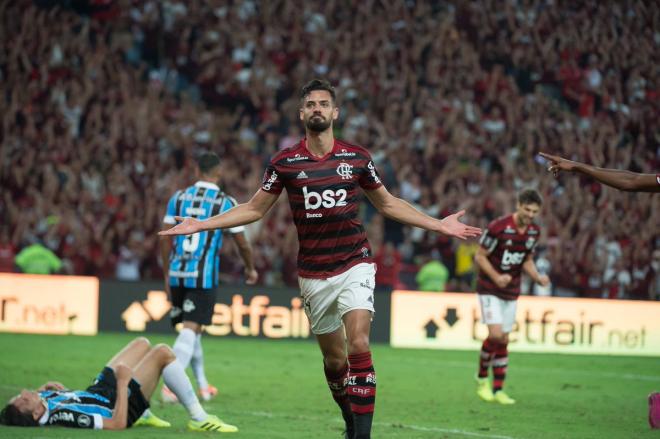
[0,404,39,427]
[518,188,543,206]
[196,152,221,174]
[300,78,336,103]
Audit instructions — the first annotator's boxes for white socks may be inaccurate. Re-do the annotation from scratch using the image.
[191,334,209,390]
[162,361,207,421]
[172,328,196,368]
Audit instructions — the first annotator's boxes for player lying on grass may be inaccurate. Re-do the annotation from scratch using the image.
[0,337,237,433]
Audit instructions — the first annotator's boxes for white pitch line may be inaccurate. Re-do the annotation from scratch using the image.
[396,358,660,382]
[0,384,22,392]
[372,421,516,439]
[236,409,516,439]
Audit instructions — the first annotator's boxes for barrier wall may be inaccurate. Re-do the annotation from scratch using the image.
[0,273,98,335]
[390,291,660,356]
[2,273,657,356]
[99,280,391,342]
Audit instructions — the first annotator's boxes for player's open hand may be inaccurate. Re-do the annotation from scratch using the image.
[39,381,66,391]
[158,217,202,236]
[438,210,482,240]
[538,152,577,177]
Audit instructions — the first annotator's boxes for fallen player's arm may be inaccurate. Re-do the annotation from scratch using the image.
[37,381,66,391]
[103,366,130,430]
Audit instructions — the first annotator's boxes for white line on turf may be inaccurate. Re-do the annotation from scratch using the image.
[0,384,22,392]
[234,409,516,439]
[372,421,515,439]
[397,358,660,382]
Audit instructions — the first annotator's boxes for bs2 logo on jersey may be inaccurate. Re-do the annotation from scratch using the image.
[303,186,348,210]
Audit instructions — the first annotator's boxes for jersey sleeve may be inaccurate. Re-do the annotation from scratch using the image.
[358,155,384,190]
[222,196,246,233]
[478,224,499,254]
[47,409,103,429]
[261,159,284,195]
[163,191,180,225]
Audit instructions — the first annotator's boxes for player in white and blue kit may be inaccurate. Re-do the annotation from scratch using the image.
[0,337,237,432]
[160,152,258,402]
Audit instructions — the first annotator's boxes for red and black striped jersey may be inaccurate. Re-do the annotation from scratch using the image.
[476,214,540,300]
[260,138,383,279]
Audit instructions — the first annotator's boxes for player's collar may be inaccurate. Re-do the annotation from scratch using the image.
[302,137,336,160]
[38,398,49,426]
[194,181,220,191]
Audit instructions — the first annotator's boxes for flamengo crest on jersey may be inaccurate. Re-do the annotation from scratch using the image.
[477,214,541,301]
[163,181,243,289]
[260,139,383,278]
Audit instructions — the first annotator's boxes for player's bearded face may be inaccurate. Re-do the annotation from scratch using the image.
[305,112,332,132]
[301,90,337,133]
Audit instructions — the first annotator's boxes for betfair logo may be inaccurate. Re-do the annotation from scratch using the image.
[121,291,171,331]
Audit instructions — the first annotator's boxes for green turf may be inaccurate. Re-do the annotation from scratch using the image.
[0,332,657,438]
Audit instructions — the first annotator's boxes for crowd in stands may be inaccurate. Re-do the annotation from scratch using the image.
[1,0,658,300]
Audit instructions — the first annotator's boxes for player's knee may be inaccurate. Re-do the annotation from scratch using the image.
[347,335,370,355]
[324,355,347,372]
[153,343,176,363]
[133,337,151,350]
[488,333,507,345]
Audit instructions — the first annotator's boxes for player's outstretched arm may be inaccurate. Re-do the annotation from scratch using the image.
[364,186,482,240]
[159,190,280,236]
[539,152,660,193]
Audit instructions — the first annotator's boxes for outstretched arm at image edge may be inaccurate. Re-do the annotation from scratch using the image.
[539,152,660,192]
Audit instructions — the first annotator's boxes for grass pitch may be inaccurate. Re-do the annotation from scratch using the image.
[0,332,657,439]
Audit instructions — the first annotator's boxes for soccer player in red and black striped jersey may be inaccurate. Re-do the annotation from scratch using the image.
[539,152,660,193]
[474,189,550,405]
[160,79,482,439]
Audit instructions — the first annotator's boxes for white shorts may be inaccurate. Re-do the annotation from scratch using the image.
[478,294,518,333]
[298,263,376,335]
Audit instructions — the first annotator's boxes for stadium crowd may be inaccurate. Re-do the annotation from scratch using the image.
[1,0,658,299]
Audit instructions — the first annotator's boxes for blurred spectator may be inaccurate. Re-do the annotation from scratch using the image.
[15,239,62,275]
[374,242,402,291]
[415,251,449,292]
[0,228,17,272]
[115,232,145,281]
[454,241,478,290]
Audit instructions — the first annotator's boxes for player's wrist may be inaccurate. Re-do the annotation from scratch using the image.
[198,218,213,232]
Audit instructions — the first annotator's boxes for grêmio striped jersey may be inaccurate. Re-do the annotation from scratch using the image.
[261,138,383,279]
[163,181,244,289]
[37,389,113,429]
[476,214,540,300]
